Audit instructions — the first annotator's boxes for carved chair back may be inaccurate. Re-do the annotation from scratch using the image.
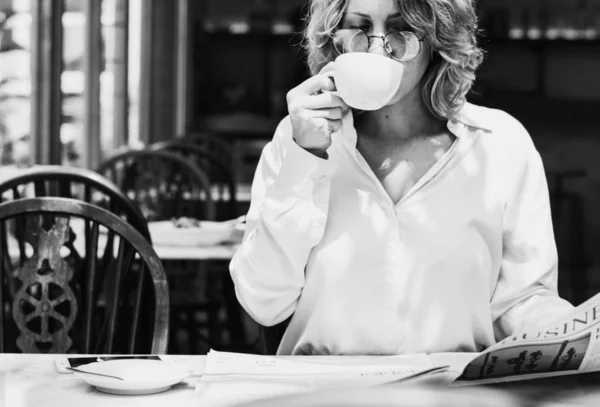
[0,198,169,354]
[183,131,233,167]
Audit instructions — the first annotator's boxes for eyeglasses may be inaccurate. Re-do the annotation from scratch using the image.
[332,29,423,62]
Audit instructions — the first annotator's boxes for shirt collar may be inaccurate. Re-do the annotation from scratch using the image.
[448,102,494,133]
[339,101,492,152]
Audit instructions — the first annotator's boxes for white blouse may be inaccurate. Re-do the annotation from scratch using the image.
[229,102,574,355]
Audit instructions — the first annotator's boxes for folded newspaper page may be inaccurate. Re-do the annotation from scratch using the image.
[192,350,447,407]
[451,292,600,386]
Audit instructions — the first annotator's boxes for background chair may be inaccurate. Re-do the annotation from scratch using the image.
[147,141,246,352]
[97,148,226,353]
[96,148,216,221]
[0,166,154,351]
[547,169,590,306]
[0,165,150,239]
[149,140,240,221]
[0,197,169,354]
[183,130,266,188]
[183,131,233,168]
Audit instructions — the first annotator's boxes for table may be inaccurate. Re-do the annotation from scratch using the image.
[0,354,205,407]
[4,353,600,407]
[153,242,239,261]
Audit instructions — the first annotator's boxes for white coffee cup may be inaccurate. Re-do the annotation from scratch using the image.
[328,52,404,111]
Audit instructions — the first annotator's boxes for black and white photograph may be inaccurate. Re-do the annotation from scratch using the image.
[1,0,600,406]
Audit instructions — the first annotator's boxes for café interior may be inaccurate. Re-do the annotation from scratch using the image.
[1,0,600,405]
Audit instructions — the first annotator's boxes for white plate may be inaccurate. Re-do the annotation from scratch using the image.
[149,220,241,247]
[72,359,189,395]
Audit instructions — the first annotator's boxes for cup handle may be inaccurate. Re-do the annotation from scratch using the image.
[317,71,340,97]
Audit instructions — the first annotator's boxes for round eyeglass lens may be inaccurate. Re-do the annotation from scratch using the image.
[386,31,421,61]
[333,29,368,54]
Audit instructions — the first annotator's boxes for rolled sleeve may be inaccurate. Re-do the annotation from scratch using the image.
[230,116,338,326]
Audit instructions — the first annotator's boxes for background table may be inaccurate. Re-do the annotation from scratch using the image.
[154,242,239,261]
[6,219,241,261]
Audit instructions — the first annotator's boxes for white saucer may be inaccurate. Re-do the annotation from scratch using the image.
[72,359,189,395]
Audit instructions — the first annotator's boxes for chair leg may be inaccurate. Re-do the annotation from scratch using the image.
[187,309,199,354]
[168,309,178,354]
[222,279,245,350]
[208,304,221,349]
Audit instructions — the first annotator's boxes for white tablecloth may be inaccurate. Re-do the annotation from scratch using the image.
[0,354,205,407]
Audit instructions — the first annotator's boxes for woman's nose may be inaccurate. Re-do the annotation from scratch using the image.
[367,36,387,56]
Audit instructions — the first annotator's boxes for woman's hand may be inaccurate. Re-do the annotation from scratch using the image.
[286,63,348,158]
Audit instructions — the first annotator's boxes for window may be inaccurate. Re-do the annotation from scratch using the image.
[0,0,142,171]
[0,0,31,170]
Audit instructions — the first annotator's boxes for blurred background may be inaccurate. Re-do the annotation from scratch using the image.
[0,0,599,308]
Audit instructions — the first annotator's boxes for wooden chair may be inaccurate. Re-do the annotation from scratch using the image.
[97,149,223,353]
[96,148,216,221]
[148,141,245,352]
[184,130,266,187]
[547,169,590,306]
[0,165,150,240]
[149,140,239,221]
[183,131,233,167]
[0,197,169,354]
[0,166,154,350]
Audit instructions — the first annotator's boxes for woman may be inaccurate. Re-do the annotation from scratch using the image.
[230,0,574,355]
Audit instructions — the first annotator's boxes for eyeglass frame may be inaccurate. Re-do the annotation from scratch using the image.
[331,28,425,62]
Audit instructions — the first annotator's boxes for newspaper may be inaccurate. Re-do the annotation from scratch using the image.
[191,292,600,405]
[192,351,447,407]
[452,291,600,386]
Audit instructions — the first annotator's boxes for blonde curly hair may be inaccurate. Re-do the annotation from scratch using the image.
[302,0,484,120]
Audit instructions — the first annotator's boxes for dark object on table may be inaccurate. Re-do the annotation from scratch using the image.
[171,216,203,228]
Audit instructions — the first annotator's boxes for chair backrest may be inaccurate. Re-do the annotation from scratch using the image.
[0,197,169,354]
[0,165,150,240]
[182,131,233,165]
[96,149,216,221]
[149,140,239,221]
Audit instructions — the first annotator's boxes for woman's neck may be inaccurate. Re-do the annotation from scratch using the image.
[355,87,446,142]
